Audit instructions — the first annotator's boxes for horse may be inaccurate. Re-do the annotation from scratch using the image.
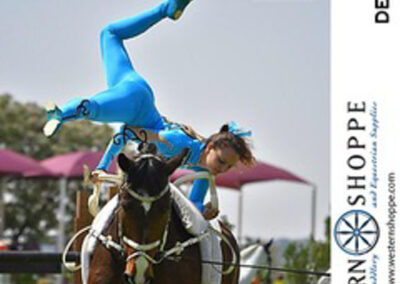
[82,143,240,284]
[239,240,273,284]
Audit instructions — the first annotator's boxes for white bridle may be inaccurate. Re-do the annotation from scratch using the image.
[125,184,169,205]
[79,153,231,282]
[119,182,171,270]
[118,153,172,268]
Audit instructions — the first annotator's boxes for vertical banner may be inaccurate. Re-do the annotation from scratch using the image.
[332,0,400,283]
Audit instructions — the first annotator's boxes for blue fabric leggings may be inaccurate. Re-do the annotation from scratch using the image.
[57,3,168,129]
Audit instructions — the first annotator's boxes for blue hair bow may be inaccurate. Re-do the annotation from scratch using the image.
[228,121,252,137]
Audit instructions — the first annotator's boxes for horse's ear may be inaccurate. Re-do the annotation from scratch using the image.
[142,143,157,155]
[165,148,189,176]
[147,143,158,154]
[262,239,274,254]
[138,142,145,153]
[117,153,133,173]
[219,124,229,133]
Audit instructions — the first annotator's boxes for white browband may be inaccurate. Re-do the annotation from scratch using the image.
[126,184,170,203]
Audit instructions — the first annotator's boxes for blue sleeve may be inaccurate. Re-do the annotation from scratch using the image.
[155,128,195,161]
[188,176,209,213]
[96,125,128,171]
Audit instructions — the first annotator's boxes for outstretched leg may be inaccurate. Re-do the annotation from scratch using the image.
[43,0,194,137]
[44,3,168,137]
[101,0,196,87]
[101,2,168,88]
[43,79,164,137]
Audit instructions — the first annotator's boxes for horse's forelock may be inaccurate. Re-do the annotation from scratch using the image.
[136,157,163,176]
[127,157,167,195]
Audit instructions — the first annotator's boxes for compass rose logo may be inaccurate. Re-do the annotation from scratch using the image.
[334,210,379,256]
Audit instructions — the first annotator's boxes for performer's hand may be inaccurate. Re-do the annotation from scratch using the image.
[90,169,107,183]
[203,202,219,220]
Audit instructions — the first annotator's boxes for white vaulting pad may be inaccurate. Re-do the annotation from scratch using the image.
[170,184,222,284]
[332,1,400,283]
[81,195,119,284]
[199,227,223,284]
[170,183,209,235]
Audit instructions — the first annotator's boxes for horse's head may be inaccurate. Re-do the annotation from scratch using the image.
[117,143,188,284]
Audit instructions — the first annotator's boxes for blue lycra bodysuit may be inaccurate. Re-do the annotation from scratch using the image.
[97,121,210,212]
[46,2,209,212]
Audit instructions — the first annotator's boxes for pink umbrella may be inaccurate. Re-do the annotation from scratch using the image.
[217,162,313,239]
[216,161,309,189]
[171,161,314,239]
[170,169,192,182]
[25,151,117,178]
[23,150,117,251]
[0,149,53,177]
[171,161,308,188]
[0,149,54,237]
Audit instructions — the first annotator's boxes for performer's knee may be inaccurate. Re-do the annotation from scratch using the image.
[100,24,117,43]
[76,99,99,120]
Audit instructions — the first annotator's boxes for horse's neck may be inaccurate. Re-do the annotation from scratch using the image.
[164,205,194,246]
[104,209,122,241]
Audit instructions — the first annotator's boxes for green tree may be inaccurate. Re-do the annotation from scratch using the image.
[283,217,330,284]
[0,94,113,245]
[1,94,115,283]
[0,94,113,159]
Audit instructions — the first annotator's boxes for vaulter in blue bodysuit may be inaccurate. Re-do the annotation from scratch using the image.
[43,0,211,212]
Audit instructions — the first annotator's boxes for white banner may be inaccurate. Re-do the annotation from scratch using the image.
[332,1,400,283]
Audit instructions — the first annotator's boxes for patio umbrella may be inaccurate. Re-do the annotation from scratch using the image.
[0,149,52,177]
[215,161,308,189]
[24,150,117,256]
[25,150,117,178]
[170,161,307,188]
[0,149,54,238]
[171,161,313,240]
[217,161,312,240]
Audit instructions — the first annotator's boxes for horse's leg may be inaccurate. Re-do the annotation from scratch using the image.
[220,222,240,284]
[88,244,124,284]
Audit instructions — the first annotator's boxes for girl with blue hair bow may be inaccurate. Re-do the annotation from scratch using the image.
[43,0,254,219]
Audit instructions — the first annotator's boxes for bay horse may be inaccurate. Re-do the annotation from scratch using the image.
[83,143,240,284]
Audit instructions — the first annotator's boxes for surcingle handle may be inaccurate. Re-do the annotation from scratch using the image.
[173,171,219,211]
[84,164,123,216]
